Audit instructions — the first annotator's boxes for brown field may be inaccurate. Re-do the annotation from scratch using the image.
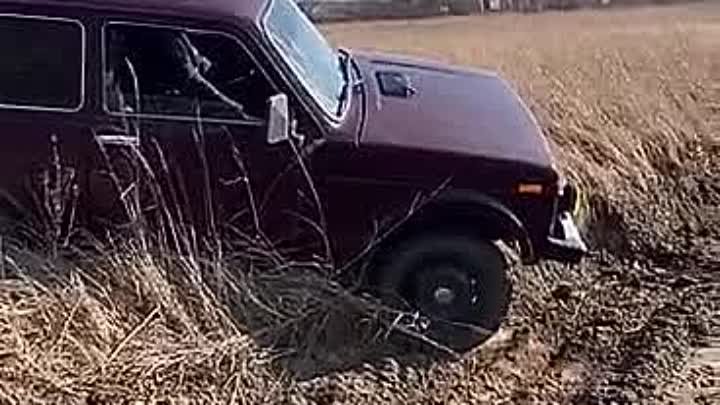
[1,3,719,405]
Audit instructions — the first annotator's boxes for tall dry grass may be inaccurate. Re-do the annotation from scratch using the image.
[1,3,719,404]
[0,193,396,404]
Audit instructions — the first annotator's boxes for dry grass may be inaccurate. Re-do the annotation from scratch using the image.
[1,3,719,404]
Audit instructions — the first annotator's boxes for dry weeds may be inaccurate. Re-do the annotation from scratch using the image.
[1,3,719,404]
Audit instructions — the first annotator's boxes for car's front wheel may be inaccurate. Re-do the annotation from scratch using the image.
[374,233,511,352]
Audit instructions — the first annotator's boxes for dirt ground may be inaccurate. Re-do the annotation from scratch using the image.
[0,3,718,405]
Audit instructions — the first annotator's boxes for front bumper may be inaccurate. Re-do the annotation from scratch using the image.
[541,184,588,264]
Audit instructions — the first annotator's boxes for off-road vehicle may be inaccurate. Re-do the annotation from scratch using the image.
[0,0,587,351]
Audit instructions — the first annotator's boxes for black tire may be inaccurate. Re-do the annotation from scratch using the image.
[447,0,478,15]
[374,233,510,352]
[0,205,23,238]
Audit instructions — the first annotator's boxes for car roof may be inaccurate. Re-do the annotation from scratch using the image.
[2,0,269,21]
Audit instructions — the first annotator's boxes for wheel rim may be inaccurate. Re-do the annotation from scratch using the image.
[433,286,456,305]
[414,265,477,321]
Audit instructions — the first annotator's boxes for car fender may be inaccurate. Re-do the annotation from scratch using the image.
[427,189,535,263]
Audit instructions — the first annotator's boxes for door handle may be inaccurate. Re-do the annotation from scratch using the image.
[96,133,139,146]
[94,126,139,147]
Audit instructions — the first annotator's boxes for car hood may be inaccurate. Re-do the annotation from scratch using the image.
[351,51,554,168]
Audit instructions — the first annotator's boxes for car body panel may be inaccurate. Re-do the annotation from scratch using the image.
[352,51,555,169]
[0,0,266,21]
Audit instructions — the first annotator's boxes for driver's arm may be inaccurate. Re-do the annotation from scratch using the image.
[172,33,261,122]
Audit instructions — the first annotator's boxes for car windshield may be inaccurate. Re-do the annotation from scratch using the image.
[264,0,347,118]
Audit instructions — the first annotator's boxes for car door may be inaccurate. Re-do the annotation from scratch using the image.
[0,11,97,238]
[97,20,322,254]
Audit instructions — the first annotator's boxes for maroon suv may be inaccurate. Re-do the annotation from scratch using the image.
[0,0,586,350]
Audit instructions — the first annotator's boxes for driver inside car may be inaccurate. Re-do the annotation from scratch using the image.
[106,26,258,122]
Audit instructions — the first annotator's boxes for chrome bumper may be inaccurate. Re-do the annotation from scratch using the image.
[541,184,588,264]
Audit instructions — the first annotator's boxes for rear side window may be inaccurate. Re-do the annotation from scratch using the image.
[0,15,84,110]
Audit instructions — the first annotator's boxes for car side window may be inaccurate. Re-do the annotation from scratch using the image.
[104,23,274,123]
[0,15,84,110]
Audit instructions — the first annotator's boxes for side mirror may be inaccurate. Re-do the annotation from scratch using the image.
[267,93,290,145]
